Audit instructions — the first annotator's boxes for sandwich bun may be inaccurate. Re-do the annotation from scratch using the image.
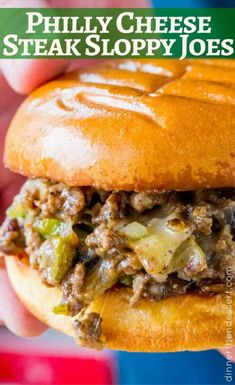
[6,256,235,351]
[4,59,235,191]
[4,59,235,351]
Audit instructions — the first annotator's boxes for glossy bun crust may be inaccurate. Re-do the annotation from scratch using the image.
[5,59,235,191]
[6,257,235,351]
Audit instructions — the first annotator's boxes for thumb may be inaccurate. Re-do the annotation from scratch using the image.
[0,58,70,94]
[0,262,47,337]
[0,0,70,94]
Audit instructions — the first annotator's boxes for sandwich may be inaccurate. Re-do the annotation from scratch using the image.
[0,59,234,351]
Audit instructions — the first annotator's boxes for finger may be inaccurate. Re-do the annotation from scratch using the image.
[49,0,149,6]
[0,58,70,94]
[0,0,47,6]
[0,0,150,93]
[1,0,149,7]
[0,265,47,337]
[0,74,25,222]
[0,0,69,94]
[219,348,235,363]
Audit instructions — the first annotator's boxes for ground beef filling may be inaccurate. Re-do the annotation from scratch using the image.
[0,179,234,348]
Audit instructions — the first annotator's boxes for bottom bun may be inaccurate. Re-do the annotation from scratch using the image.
[6,256,234,352]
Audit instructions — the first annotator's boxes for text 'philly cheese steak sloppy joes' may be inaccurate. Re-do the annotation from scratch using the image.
[0,59,235,351]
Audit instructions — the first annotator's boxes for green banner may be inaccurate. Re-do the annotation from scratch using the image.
[0,8,234,58]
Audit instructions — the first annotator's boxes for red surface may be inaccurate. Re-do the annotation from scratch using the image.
[0,351,114,385]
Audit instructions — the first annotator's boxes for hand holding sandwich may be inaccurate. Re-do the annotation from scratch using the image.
[0,0,149,339]
[0,1,234,357]
[0,57,234,353]
[0,73,47,336]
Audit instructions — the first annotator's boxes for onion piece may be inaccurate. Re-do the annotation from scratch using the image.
[119,213,192,280]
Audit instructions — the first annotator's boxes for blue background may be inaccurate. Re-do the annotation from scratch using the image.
[118,350,233,385]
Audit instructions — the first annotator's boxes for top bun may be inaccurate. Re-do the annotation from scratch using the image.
[4,59,235,191]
